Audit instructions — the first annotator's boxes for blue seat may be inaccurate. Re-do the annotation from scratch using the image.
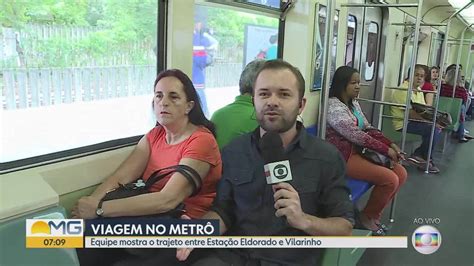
[305,125,318,136]
[304,125,372,202]
[346,178,373,202]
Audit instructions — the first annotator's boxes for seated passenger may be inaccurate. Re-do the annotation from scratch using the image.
[391,64,441,174]
[72,69,222,266]
[421,65,435,105]
[430,66,439,88]
[326,66,407,235]
[440,68,473,142]
[177,60,354,265]
[211,59,265,148]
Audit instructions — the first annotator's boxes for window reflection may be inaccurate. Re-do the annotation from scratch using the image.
[364,22,378,81]
[192,5,279,118]
[345,15,357,67]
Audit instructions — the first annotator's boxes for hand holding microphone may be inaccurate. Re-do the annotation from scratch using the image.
[260,132,308,230]
[272,182,309,231]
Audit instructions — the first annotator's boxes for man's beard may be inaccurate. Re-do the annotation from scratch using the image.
[257,110,298,133]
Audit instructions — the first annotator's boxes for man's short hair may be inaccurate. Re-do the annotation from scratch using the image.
[445,68,463,87]
[446,64,462,72]
[239,60,266,95]
[253,59,305,101]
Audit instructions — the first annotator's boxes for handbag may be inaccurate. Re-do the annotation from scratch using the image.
[411,102,453,127]
[100,164,202,219]
[355,146,394,169]
[355,128,394,169]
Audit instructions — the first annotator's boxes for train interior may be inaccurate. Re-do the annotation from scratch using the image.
[1,0,473,265]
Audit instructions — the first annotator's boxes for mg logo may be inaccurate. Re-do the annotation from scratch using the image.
[28,219,83,236]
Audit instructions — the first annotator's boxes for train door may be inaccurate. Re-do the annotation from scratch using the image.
[346,7,383,123]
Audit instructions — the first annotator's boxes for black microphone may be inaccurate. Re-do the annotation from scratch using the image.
[260,131,293,184]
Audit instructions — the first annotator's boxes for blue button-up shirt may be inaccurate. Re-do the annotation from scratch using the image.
[211,123,354,265]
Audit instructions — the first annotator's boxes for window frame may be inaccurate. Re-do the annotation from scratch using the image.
[0,1,167,173]
[1,0,285,173]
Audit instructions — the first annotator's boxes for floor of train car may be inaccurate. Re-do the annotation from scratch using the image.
[357,121,474,266]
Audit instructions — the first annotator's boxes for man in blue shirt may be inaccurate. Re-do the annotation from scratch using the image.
[178,60,354,265]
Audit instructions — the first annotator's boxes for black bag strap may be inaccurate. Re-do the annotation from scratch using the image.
[144,164,202,197]
[177,164,203,196]
[144,165,180,186]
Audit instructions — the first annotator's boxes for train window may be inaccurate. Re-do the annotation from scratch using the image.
[312,5,339,91]
[364,22,379,81]
[245,0,281,9]
[1,1,160,169]
[192,5,279,118]
[345,15,357,67]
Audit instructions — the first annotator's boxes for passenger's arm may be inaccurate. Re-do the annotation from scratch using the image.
[200,211,227,235]
[177,150,238,262]
[425,93,434,106]
[299,216,353,236]
[327,100,389,155]
[175,175,233,262]
[408,108,427,121]
[91,136,151,200]
[100,158,211,218]
[175,210,227,261]
[175,173,233,263]
[392,89,430,122]
[71,136,151,218]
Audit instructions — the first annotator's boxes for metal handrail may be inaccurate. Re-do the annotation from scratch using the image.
[356,98,407,108]
[390,22,446,27]
[385,86,439,94]
[341,3,419,8]
[381,115,436,124]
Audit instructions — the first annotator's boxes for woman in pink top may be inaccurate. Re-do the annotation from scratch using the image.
[73,69,222,266]
[73,69,221,220]
[326,66,407,235]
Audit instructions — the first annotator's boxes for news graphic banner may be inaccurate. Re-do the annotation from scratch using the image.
[26,219,84,248]
[85,236,407,249]
[27,219,408,249]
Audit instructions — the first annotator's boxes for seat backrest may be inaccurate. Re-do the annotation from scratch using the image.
[381,105,421,143]
[438,96,462,131]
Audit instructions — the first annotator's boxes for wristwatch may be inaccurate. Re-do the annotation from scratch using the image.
[96,200,104,217]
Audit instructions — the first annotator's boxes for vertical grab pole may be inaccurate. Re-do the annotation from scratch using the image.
[389,0,423,223]
[400,0,423,153]
[425,24,447,173]
[318,0,335,140]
